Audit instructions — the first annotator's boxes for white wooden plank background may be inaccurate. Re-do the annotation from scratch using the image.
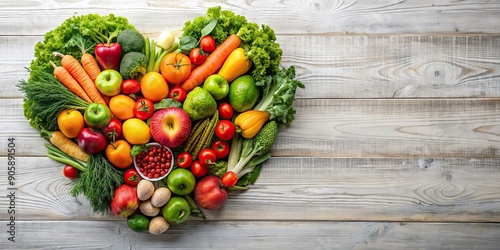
[1,0,499,249]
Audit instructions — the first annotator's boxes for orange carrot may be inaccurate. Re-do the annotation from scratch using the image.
[180,34,241,91]
[50,61,92,103]
[81,53,101,82]
[54,52,107,105]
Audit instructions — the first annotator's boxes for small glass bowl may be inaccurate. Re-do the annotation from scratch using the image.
[133,142,174,182]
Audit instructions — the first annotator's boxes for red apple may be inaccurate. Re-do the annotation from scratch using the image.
[77,127,107,154]
[111,184,139,218]
[194,175,228,210]
[150,107,191,148]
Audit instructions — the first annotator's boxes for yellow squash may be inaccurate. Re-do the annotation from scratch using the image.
[218,48,252,83]
[234,110,270,138]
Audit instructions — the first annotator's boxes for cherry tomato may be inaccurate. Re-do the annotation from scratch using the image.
[63,165,79,179]
[168,86,187,103]
[176,152,193,169]
[211,139,230,159]
[191,161,209,177]
[121,79,141,95]
[215,120,236,141]
[198,148,217,166]
[102,118,123,142]
[160,52,191,85]
[124,168,141,186]
[189,48,207,65]
[133,98,154,120]
[218,103,234,120]
[222,171,238,187]
[200,35,216,53]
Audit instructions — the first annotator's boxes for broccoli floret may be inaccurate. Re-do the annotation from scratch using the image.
[117,29,145,55]
[228,121,278,176]
[119,52,147,79]
[254,121,278,153]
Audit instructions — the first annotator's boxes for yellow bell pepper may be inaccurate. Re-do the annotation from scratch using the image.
[218,48,252,83]
[234,110,270,138]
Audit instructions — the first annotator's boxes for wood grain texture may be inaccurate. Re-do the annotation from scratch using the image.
[4,34,500,99]
[1,157,499,222]
[278,98,500,158]
[1,221,500,249]
[0,0,499,36]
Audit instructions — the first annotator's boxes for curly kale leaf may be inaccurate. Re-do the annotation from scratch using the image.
[181,6,248,46]
[30,13,135,75]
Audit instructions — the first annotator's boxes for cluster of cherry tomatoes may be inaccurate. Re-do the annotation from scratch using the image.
[174,102,237,184]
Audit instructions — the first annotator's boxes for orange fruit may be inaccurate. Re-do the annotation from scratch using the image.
[109,94,135,120]
[122,118,151,145]
[141,72,169,103]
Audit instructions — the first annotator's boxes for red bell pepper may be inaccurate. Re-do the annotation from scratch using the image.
[89,29,122,70]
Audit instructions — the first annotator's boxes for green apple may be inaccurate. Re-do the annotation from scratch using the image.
[84,103,112,128]
[203,74,229,100]
[162,196,191,224]
[166,168,196,195]
[96,69,123,96]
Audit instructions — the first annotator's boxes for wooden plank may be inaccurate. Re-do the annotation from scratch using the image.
[0,0,499,36]
[285,35,500,98]
[2,98,499,158]
[4,34,500,99]
[1,157,499,222]
[277,98,500,158]
[1,220,499,249]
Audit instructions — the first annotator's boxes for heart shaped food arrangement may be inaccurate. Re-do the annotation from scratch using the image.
[18,6,304,235]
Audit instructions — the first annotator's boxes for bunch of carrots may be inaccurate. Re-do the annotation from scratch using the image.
[51,51,106,105]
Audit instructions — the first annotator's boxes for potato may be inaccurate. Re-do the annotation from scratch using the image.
[137,180,155,201]
[139,199,160,217]
[149,216,169,235]
[151,187,172,207]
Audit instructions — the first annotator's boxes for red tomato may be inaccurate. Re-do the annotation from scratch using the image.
[191,161,209,177]
[121,79,141,95]
[63,165,79,179]
[198,148,217,166]
[215,120,236,141]
[218,103,234,120]
[211,139,230,159]
[222,171,238,187]
[200,35,216,53]
[176,152,193,168]
[160,52,191,85]
[133,98,154,120]
[102,118,123,142]
[168,86,187,103]
[189,48,207,65]
[123,169,141,186]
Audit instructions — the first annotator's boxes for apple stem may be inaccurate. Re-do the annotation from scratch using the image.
[179,210,185,219]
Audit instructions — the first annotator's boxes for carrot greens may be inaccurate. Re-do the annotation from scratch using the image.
[17,69,89,131]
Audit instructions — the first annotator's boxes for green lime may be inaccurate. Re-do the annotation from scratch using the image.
[127,213,150,232]
[229,75,259,113]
